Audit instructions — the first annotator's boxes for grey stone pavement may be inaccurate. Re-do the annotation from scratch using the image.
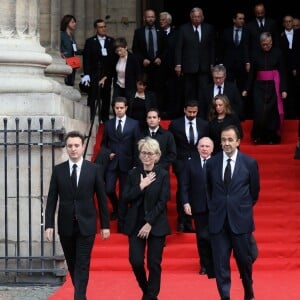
[0,285,60,300]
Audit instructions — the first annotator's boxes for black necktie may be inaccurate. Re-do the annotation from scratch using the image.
[151,131,155,137]
[71,164,77,189]
[259,20,264,31]
[189,121,195,145]
[224,158,232,187]
[117,119,122,136]
[148,27,155,60]
[194,26,200,42]
[234,29,239,46]
[218,86,222,95]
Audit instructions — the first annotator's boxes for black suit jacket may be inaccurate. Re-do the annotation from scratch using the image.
[219,26,249,66]
[45,160,109,236]
[101,116,141,172]
[168,117,209,173]
[202,81,244,120]
[181,156,208,213]
[175,22,215,73]
[143,126,177,170]
[206,151,260,234]
[122,165,171,236]
[246,18,278,60]
[83,35,117,81]
[132,26,166,65]
[291,29,300,70]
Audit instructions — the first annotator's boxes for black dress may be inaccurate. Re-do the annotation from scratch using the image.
[127,91,157,131]
[209,114,243,154]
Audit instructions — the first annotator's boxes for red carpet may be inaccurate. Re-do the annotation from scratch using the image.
[49,120,300,300]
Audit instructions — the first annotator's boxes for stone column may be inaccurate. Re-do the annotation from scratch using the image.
[0,0,60,96]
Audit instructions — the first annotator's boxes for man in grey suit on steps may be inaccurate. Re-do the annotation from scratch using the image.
[206,125,260,300]
[45,131,110,300]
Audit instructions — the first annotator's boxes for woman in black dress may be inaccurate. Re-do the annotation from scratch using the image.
[127,74,157,131]
[208,94,243,154]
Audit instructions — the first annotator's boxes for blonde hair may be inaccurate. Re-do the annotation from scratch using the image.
[138,137,161,162]
[208,94,233,121]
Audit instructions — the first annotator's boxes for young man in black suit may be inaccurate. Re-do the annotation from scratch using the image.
[206,125,260,300]
[81,19,117,123]
[218,11,249,99]
[168,100,209,233]
[144,108,176,171]
[101,97,141,229]
[45,131,110,300]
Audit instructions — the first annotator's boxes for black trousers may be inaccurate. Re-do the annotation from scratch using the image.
[105,168,128,226]
[59,221,95,300]
[128,234,166,299]
[193,212,215,278]
[87,78,112,122]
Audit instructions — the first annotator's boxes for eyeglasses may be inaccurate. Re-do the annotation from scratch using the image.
[140,151,155,157]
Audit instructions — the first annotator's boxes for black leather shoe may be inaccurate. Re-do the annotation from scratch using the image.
[199,266,207,275]
[183,224,195,233]
[177,223,184,232]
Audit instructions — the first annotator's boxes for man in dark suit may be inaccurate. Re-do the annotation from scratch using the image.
[175,7,215,111]
[218,11,249,118]
[169,100,209,232]
[181,136,215,278]
[159,11,183,119]
[132,9,166,111]
[101,97,141,228]
[81,19,116,122]
[202,64,244,120]
[246,3,278,61]
[280,15,300,119]
[143,108,176,171]
[206,125,260,300]
[45,131,110,300]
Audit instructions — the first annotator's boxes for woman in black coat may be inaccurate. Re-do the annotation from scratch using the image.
[127,73,157,131]
[123,137,171,300]
[208,94,243,154]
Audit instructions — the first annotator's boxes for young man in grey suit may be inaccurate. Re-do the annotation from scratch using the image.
[45,131,110,300]
[206,125,260,300]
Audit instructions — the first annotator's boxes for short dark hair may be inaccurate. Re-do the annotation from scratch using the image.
[147,108,161,118]
[136,73,148,85]
[114,37,128,49]
[184,100,199,108]
[93,19,105,28]
[60,15,76,32]
[64,131,85,145]
[221,125,241,140]
[112,96,128,107]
